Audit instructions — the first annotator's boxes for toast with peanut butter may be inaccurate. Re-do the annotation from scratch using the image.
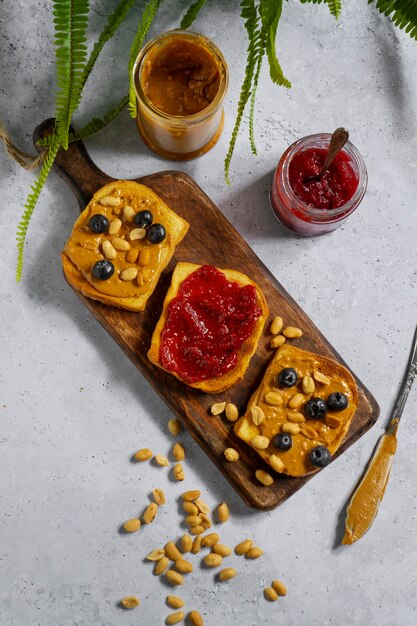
[234,344,358,477]
[62,181,189,311]
[148,262,268,393]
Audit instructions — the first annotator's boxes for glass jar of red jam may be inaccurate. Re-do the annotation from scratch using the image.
[270,133,367,236]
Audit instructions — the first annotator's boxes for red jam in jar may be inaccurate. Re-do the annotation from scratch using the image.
[160,265,261,383]
[270,134,367,236]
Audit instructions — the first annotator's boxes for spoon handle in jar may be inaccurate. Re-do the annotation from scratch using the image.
[320,127,349,174]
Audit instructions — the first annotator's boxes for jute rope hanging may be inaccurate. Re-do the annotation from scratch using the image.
[0,119,46,170]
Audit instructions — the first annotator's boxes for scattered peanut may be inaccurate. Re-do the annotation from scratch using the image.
[251,406,265,425]
[153,488,166,506]
[204,553,223,568]
[300,424,318,439]
[313,370,330,385]
[190,525,205,535]
[120,596,140,609]
[123,205,136,221]
[99,195,120,207]
[182,502,198,515]
[255,469,274,486]
[195,500,210,515]
[186,515,202,526]
[166,595,185,609]
[272,579,287,596]
[216,502,229,523]
[282,422,301,435]
[139,248,151,266]
[225,402,239,422]
[168,418,182,436]
[146,547,165,561]
[134,448,153,462]
[188,610,204,626]
[246,546,264,559]
[109,217,122,235]
[182,490,201,502]
[251,435,270,450]
[112,236,130,251]
[264,391,283,406]
[212,543,232,557]
[143,503,158,524]
[199,513,212,530]
[154,557,170,576]
[287,411,306,423]
[201,533,220,547]
[173,442,185,461]
[224,448,240,462]
[123,518,141,533]
[218,567,236,582]
[129,227,146,240]
[264,587,278,602]
[102,239,117,260]
[165,542,182,561]
[211,402,226,416]
[173,463,185,481]
[175,557,193,574]
[270,316,283,335]
[302,375,315,394]
[155,454,169,467]
[270,335,286,349]
[283,326,303,338]
[165,570,184,586]
[120,267,138,281]
[181,534,193,553]
[165,610,184,624]
[325,415,341,429]
[288,393,305,409]
[191,534,203,554]
[234,539,253,555]
[269,451,287,472]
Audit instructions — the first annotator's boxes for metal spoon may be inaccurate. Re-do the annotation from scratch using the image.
[303,127,349,183]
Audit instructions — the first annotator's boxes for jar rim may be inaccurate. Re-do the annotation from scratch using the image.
[132,29,229,125]
[278,133,368,221]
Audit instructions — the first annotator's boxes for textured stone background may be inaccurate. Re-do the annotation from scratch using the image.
[1,1,417,625]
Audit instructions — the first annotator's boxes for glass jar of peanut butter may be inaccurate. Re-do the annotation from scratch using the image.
[133,30,228,160]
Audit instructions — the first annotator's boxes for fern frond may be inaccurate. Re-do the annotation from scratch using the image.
[16,138,60,282]
[249,49,264,155]
[299,0,342,20]
[370,0,417,40]
[128,0,163,118]
[224,0,263,183]
[260,0,291,87]
[53,0,89,149]
[71,95,129,142]
[81,0,136,88]
[180,0,207,29]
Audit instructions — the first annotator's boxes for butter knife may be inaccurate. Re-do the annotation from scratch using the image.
[342,324,417,545]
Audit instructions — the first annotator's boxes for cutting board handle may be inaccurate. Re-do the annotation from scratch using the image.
[33,118,114,211]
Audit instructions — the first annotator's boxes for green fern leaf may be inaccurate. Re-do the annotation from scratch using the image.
[370,0,417,40]
[128,0,163,118]
[16,138,60,282]
[70,94,129,142]
[260,0,291,87]
[249,49,265,155]
[299,0,342,20]
[225,0,263,183]
[53,0,89,150]
[81,0,136,89]
[180,0,207,29]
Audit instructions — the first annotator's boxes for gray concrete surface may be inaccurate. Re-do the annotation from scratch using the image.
[1,1,417,625]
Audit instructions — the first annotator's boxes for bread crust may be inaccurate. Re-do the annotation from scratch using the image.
[147,262,269,393]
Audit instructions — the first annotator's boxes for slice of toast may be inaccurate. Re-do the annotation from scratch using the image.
[234,344,358,477]
[148,262,268,393]
[62,181,189,311]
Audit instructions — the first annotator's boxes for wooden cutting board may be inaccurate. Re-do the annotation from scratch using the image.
[34,119,379,510]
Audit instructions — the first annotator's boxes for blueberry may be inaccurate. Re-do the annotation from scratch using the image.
[89,213,109,233]
[147,223,166,244]
[327,392,349,412]
[305,397,327,419]
[134,210,153,228]
[309,445,332,468]
[278,367,298,388]
[274,432,292,451]
[92,259,115,280]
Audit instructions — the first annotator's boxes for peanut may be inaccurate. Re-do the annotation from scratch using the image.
[224,448,239,462]
[134,448,152,461]
[264,391,283,406]
[211,402,226,416]
[185,515,202,526]
[246,546,264,559]
[173,442,185,461]
[123,518,141,533]
[270,316,284,335]
[165,610,184,624]
[283,326,303,339]
[181,534,192,553]
[272,579,287,596]
[154,557,169,576]
[287,411,306,423]
[300,424,317,439]
[216,502,229,523]
[212,543,232,557]
[313,370,330,385]
[190,525,205,535]
[264,587,278,602]
[174,557,193,574]
[282,423,301,435]
[288,393,305,409]
[201,533,220,547]
[109,217,122,235]
[147,548,165,561]
[166,595,185,609]
[255,469,274,486]
[112,236,130,251]
[165,542,182,561]
[182,502,198,515]
[251,435,270,450]
[153,488,166,506]
[204,553,222,568]
[195,500,210,515]
[251,406,265,425]
[168,418,182,436]
[143,503,158,524]
[173,463,185,481]
[126,248,139,263]
[234,539,253,555]
[218,568,236,582]
[302,375,315,394]
[120,596,139,609]
[270,335,286,349]
[199,513,212,530]
[191,534,203,554]
[188,610,204,626]
[99,196,120,207]
[155,454,169,467]
[129,227,146,240]
[123,205,135,221]
[225,402,239,422]
[182,490,200,502]
[165,570,184,586]
[269,454,285,473]
[139,247,150,266]
[120,267,138,281]
[325,414,341,429]
[102,239,117,260]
